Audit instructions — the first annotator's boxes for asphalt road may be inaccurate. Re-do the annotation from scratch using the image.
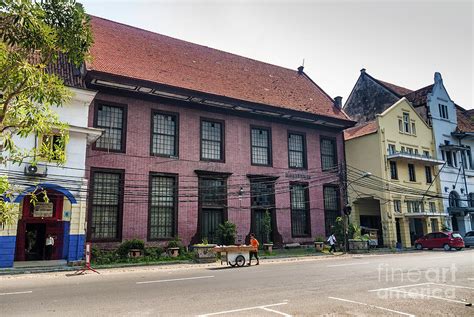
[1,249,473,316]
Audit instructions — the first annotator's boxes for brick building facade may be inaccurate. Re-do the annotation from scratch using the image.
[84,16,354,248]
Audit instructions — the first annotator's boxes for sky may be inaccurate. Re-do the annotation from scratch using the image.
[80,0,473,109]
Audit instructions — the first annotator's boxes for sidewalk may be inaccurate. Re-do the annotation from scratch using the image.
[0,247,413,277]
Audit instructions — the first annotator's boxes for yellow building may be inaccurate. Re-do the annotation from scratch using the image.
[344,98,445,248]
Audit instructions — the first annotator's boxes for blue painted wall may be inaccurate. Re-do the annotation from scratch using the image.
[0,236,16,268]
[68,234,85,262]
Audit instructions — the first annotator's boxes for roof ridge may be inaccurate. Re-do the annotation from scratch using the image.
[362,71,413,97]
[89,15,303,75]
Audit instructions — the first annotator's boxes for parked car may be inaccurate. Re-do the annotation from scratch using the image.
[414,232,464,251]
[464,231,474,248]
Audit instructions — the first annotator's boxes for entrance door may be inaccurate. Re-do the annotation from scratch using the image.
[409,218,424,245]
[25,223,46,261]
[395,219,402,244]
[201,208,223,244]
[254,209,272,244]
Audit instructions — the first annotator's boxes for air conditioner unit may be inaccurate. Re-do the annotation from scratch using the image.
[24,164,48,177]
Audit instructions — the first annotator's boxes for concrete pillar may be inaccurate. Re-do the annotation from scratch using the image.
[399,218,412,248]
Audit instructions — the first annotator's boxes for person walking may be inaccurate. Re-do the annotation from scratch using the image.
[45,234,55,260]
[249,233,260,265]
[327,233,337,253]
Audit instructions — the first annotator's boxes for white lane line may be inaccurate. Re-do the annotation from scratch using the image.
[385,290,468,305]
[197,302,288,317]
[0,291,33,296]
[137,275,214,284]
[327,261,370,267]
[368,282,432,292]
[429,283,474,290]
[328,297,415,316]
[260,307,291,316]
[468,278,474,281]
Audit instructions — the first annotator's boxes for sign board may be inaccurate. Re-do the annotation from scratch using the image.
[85,242,91,267]
[33,202,54,217]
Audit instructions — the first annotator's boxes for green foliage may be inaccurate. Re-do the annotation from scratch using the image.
[216,221,237,245]
[91,245,192,265]
[167,237,183,249]
[333,216,357,249]
[262,209,272,243]
[314,235,325,242]
[116,239,145,259]
[0,0,92,225]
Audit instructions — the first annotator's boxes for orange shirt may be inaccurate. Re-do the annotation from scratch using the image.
[250,237,259,250]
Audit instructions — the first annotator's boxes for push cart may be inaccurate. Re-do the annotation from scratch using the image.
[212,245,255,267]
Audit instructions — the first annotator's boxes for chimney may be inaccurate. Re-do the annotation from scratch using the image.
[297,66,304,74]
[334,96,343,109]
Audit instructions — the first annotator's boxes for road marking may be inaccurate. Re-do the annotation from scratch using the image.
[328,297,415,316]
[327,261,370,267]
[429,283,474,290]
[197,302,289,316]
[468,278,474,281]
[385,290,468,305]
[137,275,214,284]
[0,291,33,296]
[368,282,432,292]
[261,307,291,316]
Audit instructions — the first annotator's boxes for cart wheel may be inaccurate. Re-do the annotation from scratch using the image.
[235,255,246,267]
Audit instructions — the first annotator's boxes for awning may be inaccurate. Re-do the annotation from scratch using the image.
[404,212,449,218]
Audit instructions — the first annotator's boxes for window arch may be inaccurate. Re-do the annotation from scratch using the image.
[468,193,474,208]
[449,191,460,208]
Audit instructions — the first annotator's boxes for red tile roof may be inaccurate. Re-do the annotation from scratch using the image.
[404,84,433,107]
[86,16,350,121]
[456,107,474,132]
[344,120,378,140]
[375,79,413,96]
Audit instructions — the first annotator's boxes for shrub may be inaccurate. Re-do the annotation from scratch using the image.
[216,221,237,245]
[167,237,183,249]
[144,247,163,259]
[116,239,145,258]
[262,210,272,243]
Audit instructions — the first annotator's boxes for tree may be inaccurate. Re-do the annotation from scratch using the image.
[0,0,92,225]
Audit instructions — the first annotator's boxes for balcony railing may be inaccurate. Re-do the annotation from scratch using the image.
[387,149,444,165]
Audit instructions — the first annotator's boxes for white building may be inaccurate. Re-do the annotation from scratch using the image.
[0,83,101,268]
[419,73,474,234]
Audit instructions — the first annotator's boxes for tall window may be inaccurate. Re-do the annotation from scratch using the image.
[408,164,416,181]
[290,183,310,237]
[201,120,224,161]
[398,119,403,132]
[151,112,178,157]
[402,112,410,133]
[90,171,122,240]
[323,186,339,235]
[199,176,227,243]
[393,200,401,213]
[388,144,396,155]
[425,166,432,183]
[40,134,65,161]
[149,175,176,239]
[439,104,449,119]
[251,127,271,166]
[429,202,436,213]
[446,151,453,167]
[288,133,306,168]
[95,104,125,151]
[407,201,423,213]
[467,147,473,169]
[390,161,398,180]
[449,191,460,208]
[411,122,416,135]
[320,137,337,171]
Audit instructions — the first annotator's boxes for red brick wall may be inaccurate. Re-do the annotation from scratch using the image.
[86,92,344,247]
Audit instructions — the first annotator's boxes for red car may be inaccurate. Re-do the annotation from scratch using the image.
[414,232,464,251]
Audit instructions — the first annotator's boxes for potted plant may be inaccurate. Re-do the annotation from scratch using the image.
[216,221,237,246]
[192,238,217,263]
[167,238,182,257]
[262,209,273,252]
[348,226,370,253]
[116,239,145,259]
[314,235,325,251]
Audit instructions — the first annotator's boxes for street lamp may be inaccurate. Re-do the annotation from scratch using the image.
[343,171,372,252]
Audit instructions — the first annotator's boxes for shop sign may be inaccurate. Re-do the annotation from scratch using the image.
[33,202,54,217]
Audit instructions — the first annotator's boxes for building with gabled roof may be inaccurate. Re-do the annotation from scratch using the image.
[82,16,354,249]
[344,69,474,236]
